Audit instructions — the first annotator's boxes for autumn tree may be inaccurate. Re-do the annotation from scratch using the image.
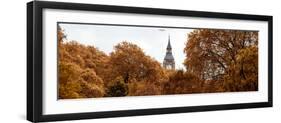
[127,79,162,96]
[59,62,83,99]
[107,41,167,96]
[58,24,260,98]
[223,46,258,91]
[58,27,107,99]
[106,76,128,97]
[59,41,109,79]
[108,41,166,83]
[58,26,66,45]
[59,62,105,99]
[163,70,202,94]
[184,29,258,91]
[78,69,105,98]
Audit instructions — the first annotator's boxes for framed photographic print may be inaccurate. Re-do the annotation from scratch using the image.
[27,1,273,122]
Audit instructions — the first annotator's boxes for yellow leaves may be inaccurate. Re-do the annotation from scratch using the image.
[78,80,105,98]
[59,81,82,99]
[236,46,258,62]
[184,29,258,92]
[59,40,167,98]
[128,81,162,96]
[58,26,259,99]
[59,62,82,84]
[59,61,105,99]
[109,41,164,84]
[80,69,103,85]
[163,70,203,94]
[58,62,83,99]
[223,46,258,91]
[58,39,107,99]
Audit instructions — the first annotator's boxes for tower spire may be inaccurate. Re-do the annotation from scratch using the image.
[167,34,172,49]
[163,34,175,70]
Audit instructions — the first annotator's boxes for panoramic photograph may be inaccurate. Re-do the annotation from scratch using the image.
[57,23,259,99]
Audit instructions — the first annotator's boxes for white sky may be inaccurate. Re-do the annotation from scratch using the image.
[59,23,194,69]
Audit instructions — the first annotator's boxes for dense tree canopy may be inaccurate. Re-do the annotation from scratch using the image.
[58,26,259,99]
[223,46,258,91]
[58,27,106,99]
[184,29,258,91]
[108,42,166,83]
[163,70,202,94]
[107,42,166,96]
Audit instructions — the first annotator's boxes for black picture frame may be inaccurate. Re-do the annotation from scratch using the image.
[27,1,273,122]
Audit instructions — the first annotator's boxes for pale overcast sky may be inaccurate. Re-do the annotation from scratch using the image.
[59,23,194,69]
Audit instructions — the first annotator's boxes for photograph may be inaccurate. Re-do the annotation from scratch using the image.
[26,1,273,122]
[58,22,259,99]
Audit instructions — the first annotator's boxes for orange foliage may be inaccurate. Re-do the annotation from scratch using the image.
[163,70,203,94]
[58,26,259,99]
[184,29,258,92]
[108,41,166,84]
[58,28,106,99]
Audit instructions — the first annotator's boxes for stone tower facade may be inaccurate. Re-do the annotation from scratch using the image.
[163,35,175,70]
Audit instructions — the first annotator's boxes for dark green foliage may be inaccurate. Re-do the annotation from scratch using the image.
[106,77,128,97]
